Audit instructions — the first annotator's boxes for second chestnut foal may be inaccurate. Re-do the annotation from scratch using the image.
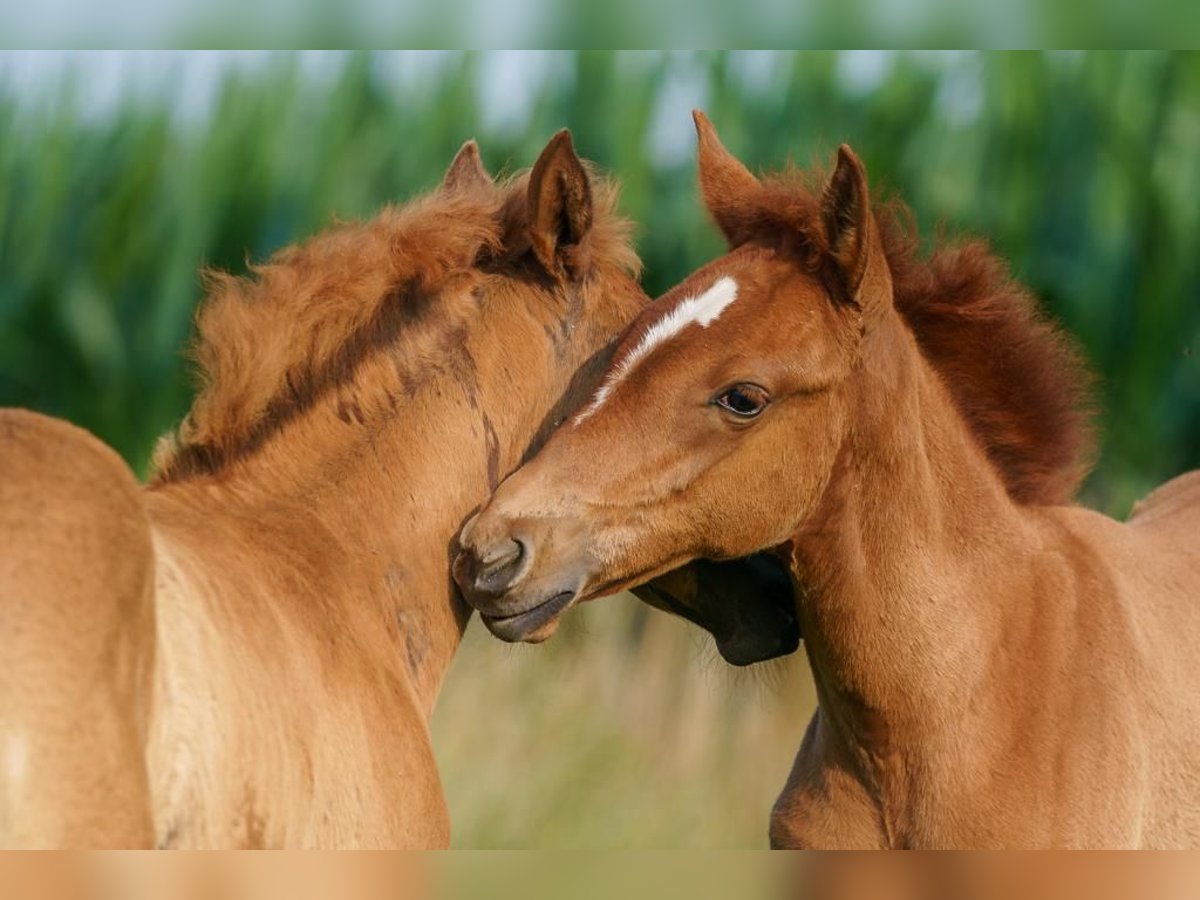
[1,134,652,848]
[456,113,1200,848]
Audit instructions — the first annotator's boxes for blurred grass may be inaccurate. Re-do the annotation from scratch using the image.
[433,595,814,848]
[1,52,1196,510]
[1,52,1198,847]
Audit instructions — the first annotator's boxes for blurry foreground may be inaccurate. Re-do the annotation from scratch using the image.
[7,851,1200,898]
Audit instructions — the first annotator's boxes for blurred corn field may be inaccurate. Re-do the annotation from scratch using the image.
[2,51,1198,847]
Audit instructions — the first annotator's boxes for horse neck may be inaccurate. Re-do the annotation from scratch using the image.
[792,312,1043,785]
[149,293,578,718]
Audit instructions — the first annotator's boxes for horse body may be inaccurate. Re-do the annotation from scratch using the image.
[2,376,473,846]
[455,113,1200,848]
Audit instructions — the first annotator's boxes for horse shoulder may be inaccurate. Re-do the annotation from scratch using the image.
[0,408,156,847]
[143,495,449,848]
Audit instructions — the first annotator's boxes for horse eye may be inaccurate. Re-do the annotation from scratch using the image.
[714,384,769,419]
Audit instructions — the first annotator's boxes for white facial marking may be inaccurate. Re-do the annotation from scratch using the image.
[576,276,739,424]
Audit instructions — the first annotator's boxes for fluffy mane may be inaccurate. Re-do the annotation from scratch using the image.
[152,168,637,483]
[735,167,1096,506]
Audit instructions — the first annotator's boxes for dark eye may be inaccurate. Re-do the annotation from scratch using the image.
[714,384,770,419]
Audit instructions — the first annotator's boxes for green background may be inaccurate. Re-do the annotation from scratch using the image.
[2,52,1196,513]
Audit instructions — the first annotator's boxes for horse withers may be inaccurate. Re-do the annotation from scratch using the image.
[455,112,1200,848]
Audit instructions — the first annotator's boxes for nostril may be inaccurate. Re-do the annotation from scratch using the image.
[478,537,522,571]
[473,537,527,596]
[458,512,482,549]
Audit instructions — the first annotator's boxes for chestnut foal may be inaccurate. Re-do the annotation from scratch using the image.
[455,113,1200,848]
[2,134,652,848]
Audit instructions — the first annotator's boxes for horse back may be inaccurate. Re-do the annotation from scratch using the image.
[1114,470,1200,844]
[1129,469,1200,537]
[0,409,156,847]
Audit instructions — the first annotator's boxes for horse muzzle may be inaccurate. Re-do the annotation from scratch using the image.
[453,513,591,642]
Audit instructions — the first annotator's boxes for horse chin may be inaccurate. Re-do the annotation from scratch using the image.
[479,590,577,643]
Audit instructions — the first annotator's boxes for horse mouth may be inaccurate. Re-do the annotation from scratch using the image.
[480,590,577,642]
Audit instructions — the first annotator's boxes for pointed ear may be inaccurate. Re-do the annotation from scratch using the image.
[694,109,762,246]
[820,145,889,311]
[442,140,493,193]
[527,129,593,281]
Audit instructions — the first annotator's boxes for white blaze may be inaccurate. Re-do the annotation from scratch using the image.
[576,276,739,424]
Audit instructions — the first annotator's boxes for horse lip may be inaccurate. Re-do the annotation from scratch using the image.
[480,590,577,642]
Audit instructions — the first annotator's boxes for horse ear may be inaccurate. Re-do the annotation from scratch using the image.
[820,145,889,312]
[442,140,493,193]
[527,129,593,281]
[694,109,762,247]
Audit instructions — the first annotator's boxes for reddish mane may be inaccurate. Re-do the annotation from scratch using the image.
[729,168,1095,506]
